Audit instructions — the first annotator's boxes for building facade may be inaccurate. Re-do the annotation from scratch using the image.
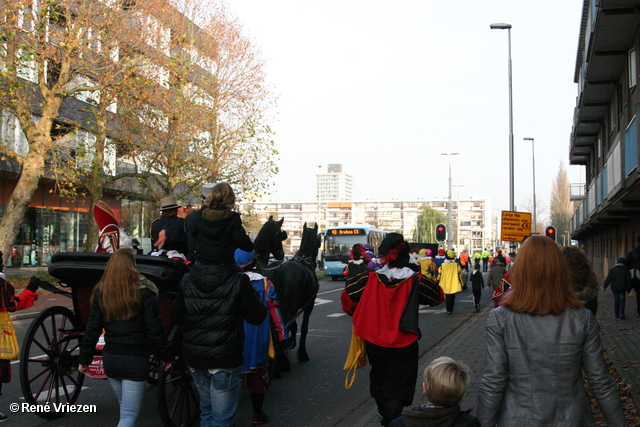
[315,164,354,201]
[569,0,640,278]
[238,197,493,255]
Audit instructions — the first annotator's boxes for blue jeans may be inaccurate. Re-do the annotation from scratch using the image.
[190,366,242,427]
[108,378,147,427]
[614,292,626,318]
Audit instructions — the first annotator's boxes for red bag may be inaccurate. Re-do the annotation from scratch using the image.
[341,288,358,316]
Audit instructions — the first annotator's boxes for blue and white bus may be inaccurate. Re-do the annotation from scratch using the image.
[322,224,390,280]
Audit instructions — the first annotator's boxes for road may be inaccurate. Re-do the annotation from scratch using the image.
[5,274,493,427]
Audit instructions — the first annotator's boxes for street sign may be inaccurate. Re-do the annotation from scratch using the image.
[500,210,532,243]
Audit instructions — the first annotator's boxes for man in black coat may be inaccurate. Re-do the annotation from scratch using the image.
[625,236,640,316]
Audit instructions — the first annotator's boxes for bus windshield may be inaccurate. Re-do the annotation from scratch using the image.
[324,234,367,262]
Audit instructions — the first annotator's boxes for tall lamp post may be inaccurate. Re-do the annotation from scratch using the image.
[523,137,536,233]
[441,153,459,250]
[453,184,464,251]
[490,23,514,214]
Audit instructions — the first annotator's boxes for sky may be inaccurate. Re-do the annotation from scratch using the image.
[226,0,585,221]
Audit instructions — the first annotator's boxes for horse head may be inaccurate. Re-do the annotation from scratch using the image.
[294,223,320,269]
[254,216,287,266]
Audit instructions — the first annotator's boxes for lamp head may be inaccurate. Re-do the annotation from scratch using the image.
[490,23,512,30]
[523,137,534,141]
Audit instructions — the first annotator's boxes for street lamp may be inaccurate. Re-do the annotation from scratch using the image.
[490,22,514,213]
[453,184,464,251]
[441,153,459,250]
[523,137,536,233]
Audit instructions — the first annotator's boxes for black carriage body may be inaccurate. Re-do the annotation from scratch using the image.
[48,252,189,326]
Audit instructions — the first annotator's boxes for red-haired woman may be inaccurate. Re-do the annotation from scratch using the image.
[477,236,626,427]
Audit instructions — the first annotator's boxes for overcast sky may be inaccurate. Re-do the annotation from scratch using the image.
[227,0,585,220]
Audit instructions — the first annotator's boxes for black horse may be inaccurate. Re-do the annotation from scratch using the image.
[254,217,320,370]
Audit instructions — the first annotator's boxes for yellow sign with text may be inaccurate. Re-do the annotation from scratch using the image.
[500,210,532,243]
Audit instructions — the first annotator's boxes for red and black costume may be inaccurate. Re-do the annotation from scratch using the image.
[345,233,444,427]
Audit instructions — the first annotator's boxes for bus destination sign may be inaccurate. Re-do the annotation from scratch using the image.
[328,229,366,236]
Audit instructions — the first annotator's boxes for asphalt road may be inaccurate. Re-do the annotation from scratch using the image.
[5,274,492,427]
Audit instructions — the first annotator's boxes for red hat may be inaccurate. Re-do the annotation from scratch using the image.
[437,249,445,256]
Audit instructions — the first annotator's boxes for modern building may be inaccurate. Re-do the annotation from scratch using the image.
[315,164,354,201]
[569,0,640,278]
[238,197,493,255]
[0,2,230,265]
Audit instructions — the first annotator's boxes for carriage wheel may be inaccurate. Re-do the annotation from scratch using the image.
[20,306,85,419]
[157,358,200,427]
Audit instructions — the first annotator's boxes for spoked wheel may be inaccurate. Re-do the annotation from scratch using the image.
[20,306,85,419]
[157,358,200,427]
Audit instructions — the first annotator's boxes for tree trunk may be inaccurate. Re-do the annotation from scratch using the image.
[84,120,108,252]
[0,149,45,264]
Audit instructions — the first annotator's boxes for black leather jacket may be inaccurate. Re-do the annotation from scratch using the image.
[170,263,266,369]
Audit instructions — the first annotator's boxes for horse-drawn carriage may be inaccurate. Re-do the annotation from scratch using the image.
[18,209,320,426]
[18,252,200,426]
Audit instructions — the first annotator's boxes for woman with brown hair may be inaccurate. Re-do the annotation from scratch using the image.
[78,248,171,427]
[561,245,599,316]
[477,236,626,427]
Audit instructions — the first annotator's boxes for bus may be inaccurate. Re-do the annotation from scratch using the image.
[322,225,390,280]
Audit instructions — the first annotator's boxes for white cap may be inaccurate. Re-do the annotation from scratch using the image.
[200,183,215,200]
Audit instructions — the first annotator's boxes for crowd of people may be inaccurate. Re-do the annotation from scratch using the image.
[12,182,639,427]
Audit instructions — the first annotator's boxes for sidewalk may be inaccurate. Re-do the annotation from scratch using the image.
[353,289,640,426]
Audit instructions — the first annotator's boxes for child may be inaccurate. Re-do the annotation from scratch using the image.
[603,257,631,319]
[235,249,287,425]
[469,263,484,312]
[390,357,480,427]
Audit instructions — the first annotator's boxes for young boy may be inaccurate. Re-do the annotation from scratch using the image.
[469,263,484,312]
[389,357,480,427]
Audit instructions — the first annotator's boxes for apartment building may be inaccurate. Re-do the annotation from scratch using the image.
[315,164,354,201]
[569,0,640,277]
[238,197,493,255]
[0,1,235,265]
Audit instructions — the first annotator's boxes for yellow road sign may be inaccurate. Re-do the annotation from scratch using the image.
[500,210,532,243]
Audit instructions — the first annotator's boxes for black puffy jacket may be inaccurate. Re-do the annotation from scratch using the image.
[185,210,253,265]
[604,263,631,294]
[170,263,266,369]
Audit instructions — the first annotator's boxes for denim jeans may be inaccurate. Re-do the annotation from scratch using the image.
[190,366,242,427]
[614,292,626,318]
[108,378,147,427]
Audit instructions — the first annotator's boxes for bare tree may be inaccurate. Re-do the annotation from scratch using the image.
[550,161,572,243]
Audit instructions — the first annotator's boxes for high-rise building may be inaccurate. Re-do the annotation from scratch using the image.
[316,164,354,201]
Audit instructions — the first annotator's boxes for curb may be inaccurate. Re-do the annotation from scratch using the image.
[10,306,74,321]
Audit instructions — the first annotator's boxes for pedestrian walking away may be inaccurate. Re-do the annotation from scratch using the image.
[78,248,174,427]
[624,236,640,316]
[604,257,632,320]
[345,233,444,426]
[439,250,463,315]
[477,236,628,427]
[481,249,490,272]
[486,260,506,292]
[470,263,484,312]
[562,246,599,316]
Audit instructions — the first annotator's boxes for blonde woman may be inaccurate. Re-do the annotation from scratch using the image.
[78,248,171,427]
[477,236,626,427]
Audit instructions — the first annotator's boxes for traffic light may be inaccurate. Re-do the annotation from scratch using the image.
[435,223,446,242]
[545,225,557,242]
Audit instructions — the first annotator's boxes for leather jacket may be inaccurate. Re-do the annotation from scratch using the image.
[477,306,627,427]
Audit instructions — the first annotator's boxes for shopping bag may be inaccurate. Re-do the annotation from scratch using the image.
[0,311,19,360]
[343,326,367,389]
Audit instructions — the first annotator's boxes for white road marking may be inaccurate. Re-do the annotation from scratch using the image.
[418,308,448,314]
[314,298,332,306]
[327,313,347,318]
[318,288,343,296]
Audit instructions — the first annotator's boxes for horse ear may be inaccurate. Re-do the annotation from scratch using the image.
[268,215,273,221]
[303,222,307,229]
[314,223,318,232]
[277,218,284,227]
